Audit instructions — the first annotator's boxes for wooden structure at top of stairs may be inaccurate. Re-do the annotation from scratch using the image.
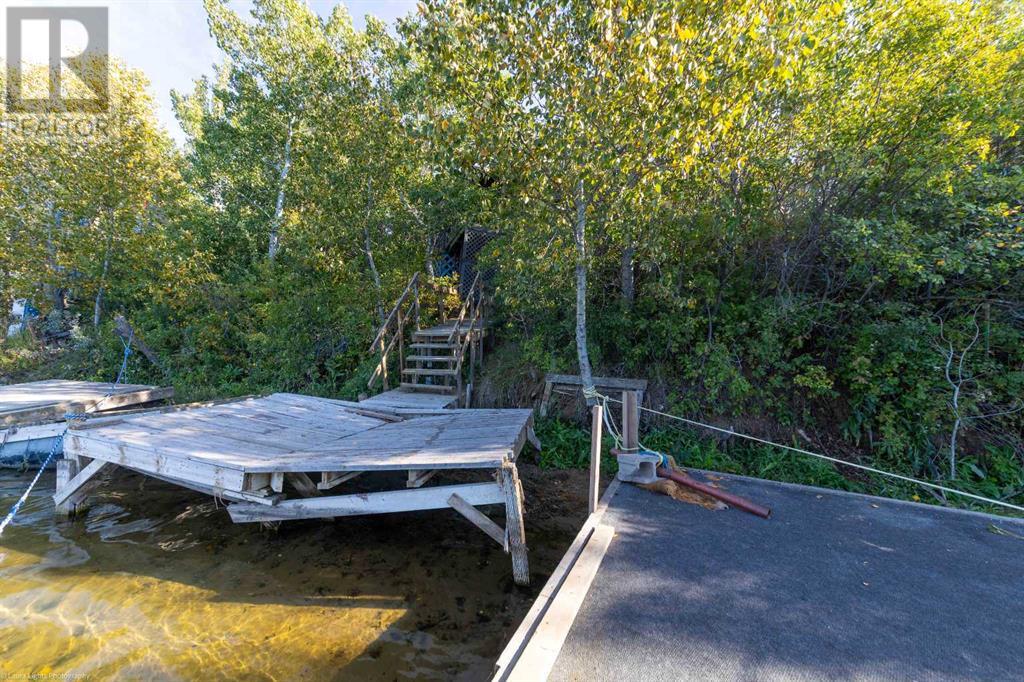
[367,272,485,409]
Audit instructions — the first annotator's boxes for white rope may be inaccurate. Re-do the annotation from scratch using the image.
[584,384,625,450]
[601,395,1024,514]
[601,402,624,450]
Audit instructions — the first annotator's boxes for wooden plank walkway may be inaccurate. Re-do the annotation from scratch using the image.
[58,393,538,584]
[0,380,173,427]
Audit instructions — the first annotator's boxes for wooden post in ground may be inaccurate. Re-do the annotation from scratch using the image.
[623,390,639,451]
[589,404,602,514]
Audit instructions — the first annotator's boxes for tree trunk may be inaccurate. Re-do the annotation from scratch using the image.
[45,202,66,314]
[574,179,595,403]
[620,230,635,306]
[268,117,294,261]
[93,226,113,327]
[363,177,386,324]
[425,233,436,278]
[115,314,166,375]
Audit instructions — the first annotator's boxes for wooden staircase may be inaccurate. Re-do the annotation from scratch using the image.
[368,272,484,407]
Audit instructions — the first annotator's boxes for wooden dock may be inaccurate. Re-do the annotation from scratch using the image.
[58,393,540,584]
[0,380,173,467]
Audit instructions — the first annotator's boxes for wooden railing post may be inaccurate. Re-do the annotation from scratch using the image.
[479,293,485,367]
[397,307,404,379]
[589,404,603,514]
[468,334,476,406]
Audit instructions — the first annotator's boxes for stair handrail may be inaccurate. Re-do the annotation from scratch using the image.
[446,271,482,345]
[369,272,419,352]
[453,301,482,395]
[368,272,420,391]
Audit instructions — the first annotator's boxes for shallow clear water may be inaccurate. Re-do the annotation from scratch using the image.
[0,469,559,680]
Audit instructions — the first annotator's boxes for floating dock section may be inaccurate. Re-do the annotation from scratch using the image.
[0,380,173,467]
[57,393,540,584]
[495,474,1024,680]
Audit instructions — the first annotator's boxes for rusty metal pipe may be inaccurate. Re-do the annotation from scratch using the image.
[656,466,771,519]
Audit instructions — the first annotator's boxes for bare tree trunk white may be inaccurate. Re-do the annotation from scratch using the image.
[425,233,436,278]
[574,179,595,402]
[268,117,294,261]
[940,312,981,480]
[620,229,635,306]
[44,202,66,313]
[363,177,386,324]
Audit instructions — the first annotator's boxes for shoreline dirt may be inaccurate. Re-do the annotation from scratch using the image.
[0,459,598,680]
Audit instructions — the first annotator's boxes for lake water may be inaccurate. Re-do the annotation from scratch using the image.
[0,467,577,680]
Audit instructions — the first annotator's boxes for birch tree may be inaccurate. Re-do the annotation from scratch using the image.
[192,0,331,262]
[407,0,811,395]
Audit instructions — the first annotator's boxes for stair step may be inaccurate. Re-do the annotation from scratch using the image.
[413,328,478,339]
[400,382,456,394]
[406,355,458,363]
[402,368,457,377]
[412,333,461,340]
[409,343,458,350]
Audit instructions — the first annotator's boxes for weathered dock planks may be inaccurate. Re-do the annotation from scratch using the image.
[57,392,537,583]
[0,380,174,467]
[0,380,173,427]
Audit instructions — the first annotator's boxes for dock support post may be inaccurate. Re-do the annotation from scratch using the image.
[54,456,112,517]
[501,463,530,585]
[54,458,78,518]
[589,404,602,514]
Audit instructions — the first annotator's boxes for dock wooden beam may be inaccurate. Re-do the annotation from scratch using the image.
[286,472,321,497]
[407,469,437,488]
[318,471,361,490]
[226,482,506,523]
[448,492,506,548]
